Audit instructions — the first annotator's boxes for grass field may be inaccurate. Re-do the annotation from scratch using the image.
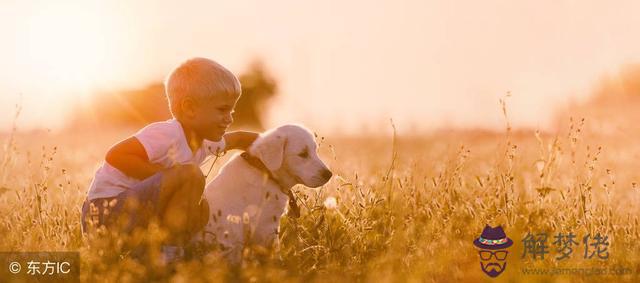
[1,112,640,282]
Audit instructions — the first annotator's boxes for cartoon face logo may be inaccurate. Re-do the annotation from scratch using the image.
[473,225,513,278]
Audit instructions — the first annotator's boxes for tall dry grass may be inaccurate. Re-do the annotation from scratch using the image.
[1,103,640,282]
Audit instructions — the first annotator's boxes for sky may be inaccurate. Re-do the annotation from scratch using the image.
[1,0,640,133]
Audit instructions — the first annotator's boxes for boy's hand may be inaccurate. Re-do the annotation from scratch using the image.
[223,131,259,151]
[105,136,164,180]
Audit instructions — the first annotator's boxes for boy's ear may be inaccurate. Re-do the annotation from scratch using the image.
[253,134,287,171]
[181,97,197,118]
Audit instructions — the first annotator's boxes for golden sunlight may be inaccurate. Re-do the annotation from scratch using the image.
[21,2,110,94]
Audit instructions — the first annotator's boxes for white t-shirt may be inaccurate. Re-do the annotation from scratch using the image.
[86,119,226,201]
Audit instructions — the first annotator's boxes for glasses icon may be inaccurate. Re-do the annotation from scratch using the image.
[478,250,508,260]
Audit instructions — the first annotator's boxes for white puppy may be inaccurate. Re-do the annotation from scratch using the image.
[199,124,332,263]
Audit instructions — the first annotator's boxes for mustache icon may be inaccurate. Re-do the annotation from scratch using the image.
[482,262,503,271]
[481,262,507,277]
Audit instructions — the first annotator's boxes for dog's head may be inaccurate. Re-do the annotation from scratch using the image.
[249,124,332,188]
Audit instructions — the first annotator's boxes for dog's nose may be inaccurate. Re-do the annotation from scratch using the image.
[321,169,333,180]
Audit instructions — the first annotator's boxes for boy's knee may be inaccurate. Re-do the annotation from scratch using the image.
[162,164,205,190]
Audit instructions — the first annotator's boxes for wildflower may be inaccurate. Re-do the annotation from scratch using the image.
[226,214,241,224]
[324,196,338,210]
[535,160,545,174]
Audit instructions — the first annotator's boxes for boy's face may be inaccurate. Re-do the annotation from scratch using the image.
[183,92,240,142]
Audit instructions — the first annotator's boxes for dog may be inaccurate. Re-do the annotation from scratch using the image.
[198,124,332,263]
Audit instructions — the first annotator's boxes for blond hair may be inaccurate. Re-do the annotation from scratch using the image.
[164,57,241,118]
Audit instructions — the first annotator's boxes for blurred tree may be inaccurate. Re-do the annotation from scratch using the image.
[554,63,640,135]
[67,59,278,131]
[232,60,278,131]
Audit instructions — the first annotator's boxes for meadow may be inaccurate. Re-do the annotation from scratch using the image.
[1,110,640,282]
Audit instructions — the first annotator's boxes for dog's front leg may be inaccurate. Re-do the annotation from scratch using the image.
[221,243,244,266]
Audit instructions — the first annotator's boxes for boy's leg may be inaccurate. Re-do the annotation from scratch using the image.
[156,164,210,246]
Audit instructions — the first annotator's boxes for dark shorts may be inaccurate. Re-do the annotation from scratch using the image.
[81,172,164,234]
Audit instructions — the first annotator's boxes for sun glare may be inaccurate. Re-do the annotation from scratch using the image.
[22,3,110,94]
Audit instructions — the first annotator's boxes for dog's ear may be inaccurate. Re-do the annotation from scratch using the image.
[253,134,287,171]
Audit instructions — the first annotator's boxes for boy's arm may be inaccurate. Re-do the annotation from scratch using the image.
[223,131,259,151]
[105,137,164,180]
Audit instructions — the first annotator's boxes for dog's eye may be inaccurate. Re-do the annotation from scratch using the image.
[298,149,309,158]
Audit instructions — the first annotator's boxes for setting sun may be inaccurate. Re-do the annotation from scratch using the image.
[20,2,109,93]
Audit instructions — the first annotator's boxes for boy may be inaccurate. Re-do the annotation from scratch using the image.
[81,57,258,261]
